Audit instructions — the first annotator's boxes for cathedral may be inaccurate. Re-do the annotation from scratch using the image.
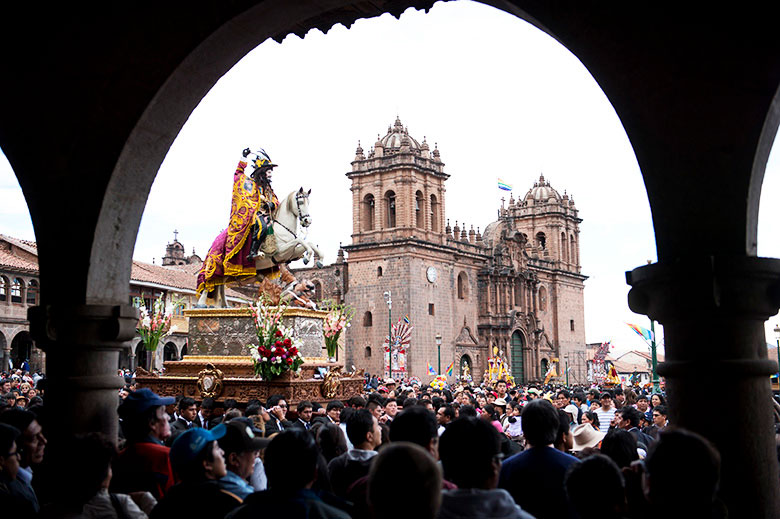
[304,117,588,384]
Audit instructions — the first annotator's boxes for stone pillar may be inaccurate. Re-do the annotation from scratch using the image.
[2,347,9,372]
[627,257,780,517]
[28,304,138,440]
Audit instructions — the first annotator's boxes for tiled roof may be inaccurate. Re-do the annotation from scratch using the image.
[0,236,39,274]
[131,261,201,292]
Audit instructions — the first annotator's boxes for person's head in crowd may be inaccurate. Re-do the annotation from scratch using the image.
[349,395,367,409]
[431,396,444,410]
[219,420,269,481]
[117,388,174,443]
[600,429,638,468]
[436,405,456,427]
[495,379,508,398]
[555,389,571,408]
[565,454,626,519]
[599,390,614,409]
[439,417,502,489]
[265,429,320,490]
[316,422,348,462]
[588,389,600,402]
[224,398,238,411]
[650,393,666,408]
[389,406,439,459]
[556,409,574,452]
[53,433,118,511]
[402,397,418,408]
[347,408,382,451]
[266,394,288,421]
[616,406,642,430]
[636,394,649,412]
[384,398,398,418]
[643,429,721,516]
[366,399,383,420]
[652,405,668,428]
[613,387,625,407]
[581,411,600,430]
[14,395,28,409]
[475,393,487,408]
[0,423,21,481]
[571,423,606,453]
[521,399,560,448]
[200,396,216,421]
[169,424,227,483]
[0,408,46,467]
[178,397,197,423]
[297,400,314,423]
[368,442,442,519]
[572,391,586,409]
[0,379,10,393]
[493,398,507,416]
[458,404,478,419]
[326,400,344,423]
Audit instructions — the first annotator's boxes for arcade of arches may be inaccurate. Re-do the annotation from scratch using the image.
[2,2,779,516]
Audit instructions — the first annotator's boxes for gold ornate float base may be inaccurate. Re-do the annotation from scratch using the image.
[135,356,364,405]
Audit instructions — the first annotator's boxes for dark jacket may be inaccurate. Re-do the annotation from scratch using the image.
[226,488,350,519]
[150,480,241,519]
[327,449,377,498]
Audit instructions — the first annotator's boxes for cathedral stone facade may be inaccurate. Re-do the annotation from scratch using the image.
[312,117,588,384]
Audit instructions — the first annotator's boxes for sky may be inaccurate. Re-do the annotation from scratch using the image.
[2,1,780,354]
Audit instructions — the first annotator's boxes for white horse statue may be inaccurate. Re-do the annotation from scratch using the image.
[196,187,324,308]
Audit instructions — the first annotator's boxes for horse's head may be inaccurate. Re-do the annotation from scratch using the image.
[294,187,312,227]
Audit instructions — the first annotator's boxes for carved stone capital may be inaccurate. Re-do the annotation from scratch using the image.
[626,256,780,322]
[28,304,139,351]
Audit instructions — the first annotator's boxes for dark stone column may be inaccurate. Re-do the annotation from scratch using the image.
[28,304,138,440]
[627,256,780,517]
[2,347,9,372]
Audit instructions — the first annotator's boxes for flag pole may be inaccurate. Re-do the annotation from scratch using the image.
[650,318,659,392]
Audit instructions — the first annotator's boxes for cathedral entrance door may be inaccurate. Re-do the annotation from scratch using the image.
[510,331,525,384]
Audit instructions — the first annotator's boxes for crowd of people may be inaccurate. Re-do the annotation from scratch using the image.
[0,367,776,518]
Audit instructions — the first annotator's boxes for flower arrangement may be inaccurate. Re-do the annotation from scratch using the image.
[248,296,304,380]
[429,374,448,391]
[321,300,355,360]
[135,295,179,353]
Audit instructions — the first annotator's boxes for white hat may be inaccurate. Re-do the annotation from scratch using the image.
[571,423,606,451]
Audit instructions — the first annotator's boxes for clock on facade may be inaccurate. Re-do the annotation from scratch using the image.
[426,266,438,283]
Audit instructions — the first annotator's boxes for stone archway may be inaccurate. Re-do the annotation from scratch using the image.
[1,3,779,515]
[10,331,32,369]
[163,342,178,361]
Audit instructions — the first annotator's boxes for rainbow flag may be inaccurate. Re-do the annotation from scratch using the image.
[427,362,437,376]
[403,315,410,324]
[445,362,454,377]
[627,323,654,342]
[497,178,512,191]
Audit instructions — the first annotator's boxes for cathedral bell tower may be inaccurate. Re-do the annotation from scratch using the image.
[347,116,449,245]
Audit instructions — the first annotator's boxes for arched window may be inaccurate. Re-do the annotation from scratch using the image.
[11,278,23,304]
[430,194,439,232]
[365,346,372,358]
[541,358,549,376]
[164,342,178,361]
[570,234,577,264]
[459,354,472,379]
[560,232,567,262]
[363,311,373,327]
[384,191,396,228]
[363,194,375,231]
[536,232,546,250]
[26,280,38,305]
[511,331,525,383]
[539,286,547,311]
[377,266,383,277]
[0,276,8,302]
[313,281,322,301]
[457,272,468,300]
[415,190,425,228]
[514,280,523,308]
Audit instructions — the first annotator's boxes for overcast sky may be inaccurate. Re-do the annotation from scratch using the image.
[2,1,780,353]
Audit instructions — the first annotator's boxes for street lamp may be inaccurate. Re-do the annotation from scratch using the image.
[435,333,442,374]
[774,324,780,387]
[383,290,392,344]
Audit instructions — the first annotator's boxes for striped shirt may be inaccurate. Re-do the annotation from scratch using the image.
[595,407,616,433]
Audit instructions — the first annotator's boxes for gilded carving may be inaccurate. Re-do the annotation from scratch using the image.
[197,363,225,399]
[322,366,342,399]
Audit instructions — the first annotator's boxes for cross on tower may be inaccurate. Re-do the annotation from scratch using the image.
[173,229,179,241]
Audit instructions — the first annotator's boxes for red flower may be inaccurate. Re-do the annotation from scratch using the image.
[275,340,282,347]
[275,330,283,337]
[286,358,293,365]
[284,338,292,346]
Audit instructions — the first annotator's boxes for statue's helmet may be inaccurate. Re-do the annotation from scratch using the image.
[251,148,277,170]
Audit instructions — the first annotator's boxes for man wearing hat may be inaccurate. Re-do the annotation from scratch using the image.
[150,424,243,517]
[218,419,270,499]
[112,388,175,500]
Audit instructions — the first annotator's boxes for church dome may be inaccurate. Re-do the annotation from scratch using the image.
[524,174,562,203]
[380,116,422,151]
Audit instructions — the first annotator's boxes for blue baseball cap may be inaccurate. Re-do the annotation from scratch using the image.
[118,388,175,418]
[170,424,226,472]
